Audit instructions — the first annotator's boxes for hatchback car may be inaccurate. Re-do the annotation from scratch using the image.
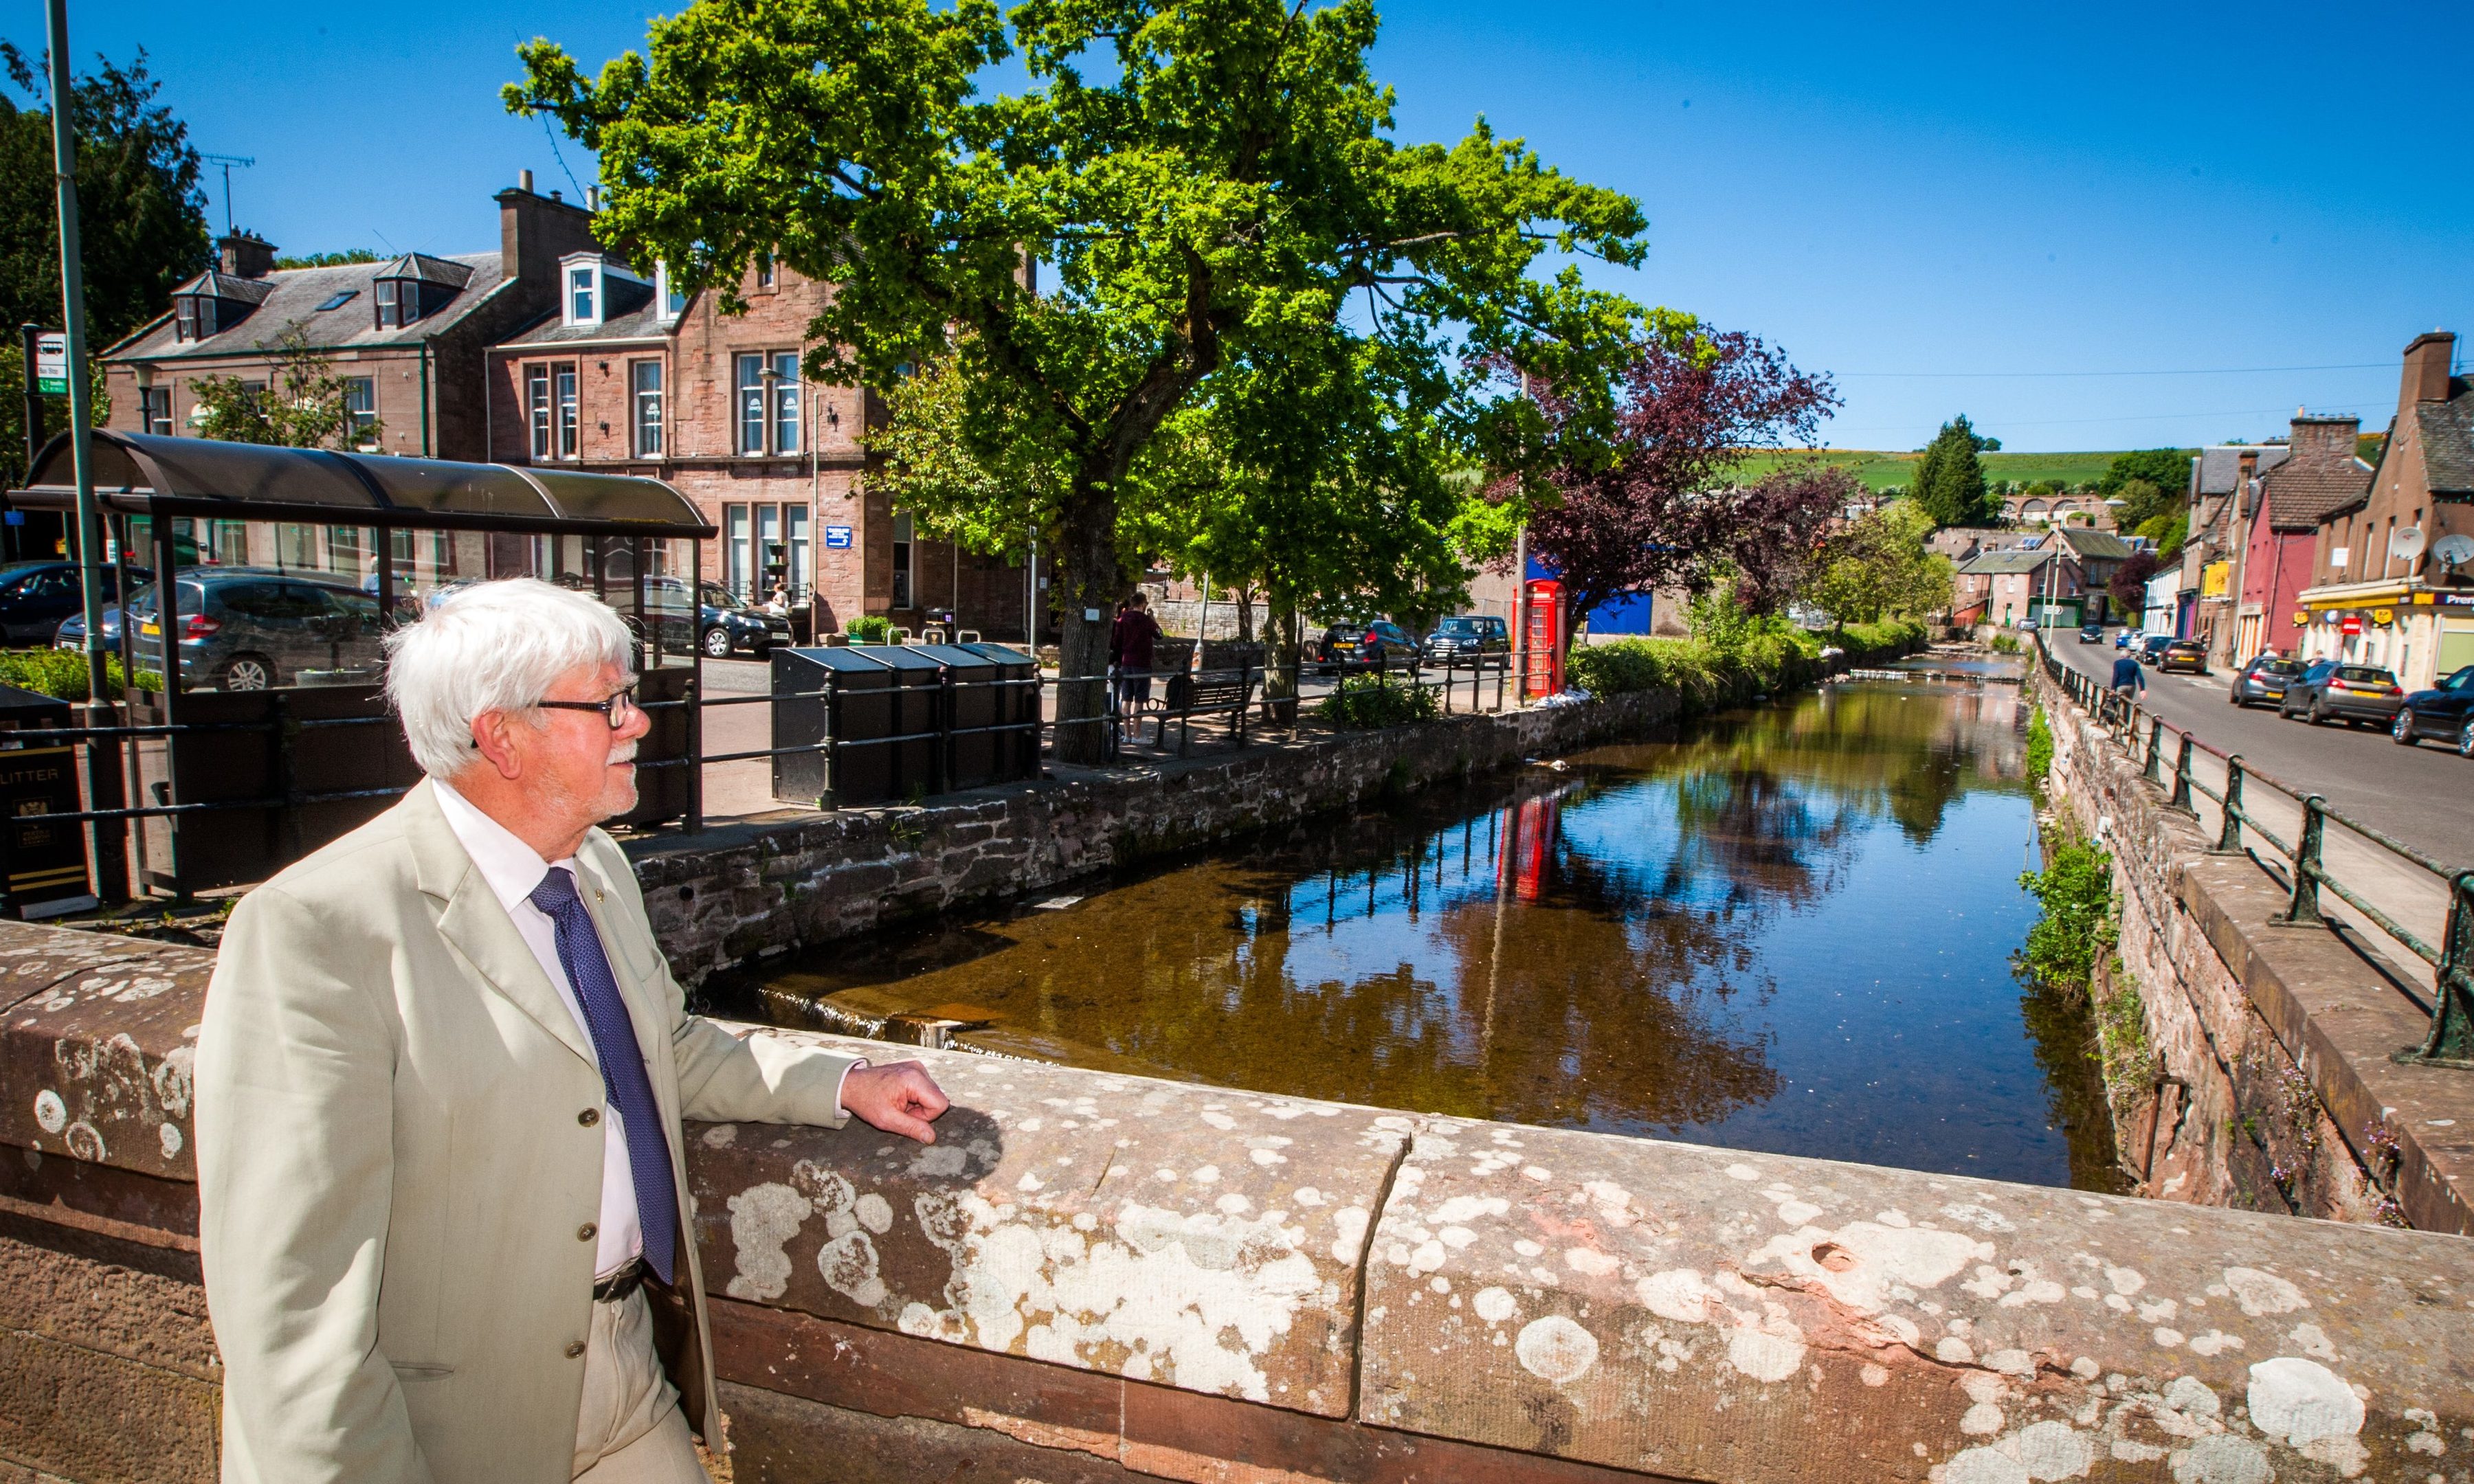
[135,570,384,690]
[2114,629,2136,650]
[693,581,792,657]
[2136,633,2174,666]
[2392,664,2474,755]
[2158,639,2209,675]
[0,561,124,645]
[1423,615,1509,666]
[2077,622,2105,644]
[2229,654,2305,708]
[1320,619,1418,672]
[2279,662,2403,728]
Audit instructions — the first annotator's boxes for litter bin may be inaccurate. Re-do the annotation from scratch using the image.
[849,644,945,796]
[770,646,893,807]
[908,644,1008,789]
[0,684,84,913]
[961,642,1040,782]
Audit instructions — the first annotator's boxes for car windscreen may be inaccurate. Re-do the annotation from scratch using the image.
[1437,619,1481,633]
[2258,660,2302,676]
[2336,666,2394,683]
[702,584,750,611]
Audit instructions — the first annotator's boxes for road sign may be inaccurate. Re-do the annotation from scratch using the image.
[32,332,67,395]
[824,524,853,550]
[2341,614,2363,635]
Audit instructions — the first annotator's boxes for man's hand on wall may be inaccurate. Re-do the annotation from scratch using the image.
[843,1061,950,1143]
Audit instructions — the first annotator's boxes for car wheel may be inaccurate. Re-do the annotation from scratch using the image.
[2461,719,2474,760]
[2307,699,2326,726]
[2393,711,2418,745]
[220,653,277,692]
[701,625,735,659]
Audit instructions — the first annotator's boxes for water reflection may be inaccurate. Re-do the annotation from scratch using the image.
[724,667,2123,1189]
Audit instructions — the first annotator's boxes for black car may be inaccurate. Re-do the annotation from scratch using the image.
[2392,664,2474,755]
[2229,654,2304,708]
[2277,661,2403,728]
[133,569,384,690]
[1423,614,1510,666]
[1319,619,1418,673]
[692,581,792,657]
[2137,633,2174,666]
[2077,622,2105,644]
[0,561,123,645]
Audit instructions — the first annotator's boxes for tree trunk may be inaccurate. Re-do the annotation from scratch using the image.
[1049,484,1121,765]
[1234,583,1256,647]
[1264,589,1301,726]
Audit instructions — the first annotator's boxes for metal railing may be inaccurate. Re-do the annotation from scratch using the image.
[2033,636,2474,1066]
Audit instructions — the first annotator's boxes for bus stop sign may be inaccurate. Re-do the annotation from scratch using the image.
[33,332,67,395]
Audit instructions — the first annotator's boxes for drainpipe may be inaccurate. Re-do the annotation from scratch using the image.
[419,337,434,456]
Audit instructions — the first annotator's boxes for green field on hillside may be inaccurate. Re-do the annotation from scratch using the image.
[1732,449,2172,492]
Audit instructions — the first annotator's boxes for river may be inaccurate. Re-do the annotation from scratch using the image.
[715,659,2127,1191]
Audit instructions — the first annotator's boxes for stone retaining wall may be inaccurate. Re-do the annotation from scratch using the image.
[2028,664,2474,1235]
[3,921,2472,1482]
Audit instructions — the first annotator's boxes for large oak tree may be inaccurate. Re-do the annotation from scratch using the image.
[509,0,1648,758]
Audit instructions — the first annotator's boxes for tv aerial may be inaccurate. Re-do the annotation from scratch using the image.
[2431,532,2474,570]
[200,153,256,236]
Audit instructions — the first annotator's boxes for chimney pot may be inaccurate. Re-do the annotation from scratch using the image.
[551,190,562,202]
[587,186,601,211]
[520,168,534,194]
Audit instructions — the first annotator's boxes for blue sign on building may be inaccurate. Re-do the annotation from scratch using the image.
[824,525,854,550]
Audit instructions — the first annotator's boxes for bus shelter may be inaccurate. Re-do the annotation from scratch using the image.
[7,430,714,902]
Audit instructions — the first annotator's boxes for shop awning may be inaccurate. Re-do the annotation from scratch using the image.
[8,430,714,538]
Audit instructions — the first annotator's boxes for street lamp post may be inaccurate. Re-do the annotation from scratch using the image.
[44,0,109,703]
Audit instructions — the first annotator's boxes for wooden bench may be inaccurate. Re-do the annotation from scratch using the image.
[1159,668,1256,754]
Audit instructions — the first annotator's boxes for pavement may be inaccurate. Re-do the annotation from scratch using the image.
[2048,628,2471,998]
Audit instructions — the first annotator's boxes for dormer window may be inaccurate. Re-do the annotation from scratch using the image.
[654,262,687,322]
[376,278,425,328]
[175,297,203,342]
[569,264,597,324]
[166,269,272,341]
[370,254,473,332]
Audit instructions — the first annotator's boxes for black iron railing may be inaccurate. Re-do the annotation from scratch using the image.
[2033,635,2474,1066]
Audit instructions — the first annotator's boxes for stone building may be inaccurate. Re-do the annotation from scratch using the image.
[2180,440,2288,660]
[2229,415,2368,663]
[2295,332,2474,685]
[1952,542,2084,628]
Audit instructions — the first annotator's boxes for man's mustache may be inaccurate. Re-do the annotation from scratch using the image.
[607,741,638,767]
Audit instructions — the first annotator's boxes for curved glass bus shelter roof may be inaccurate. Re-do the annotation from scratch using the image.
[9,429,715,537]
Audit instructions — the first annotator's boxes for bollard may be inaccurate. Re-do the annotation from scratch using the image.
[2167,732,2194,813]
[2211,756,2245,855]
[2403,871,2474,1066]
[2277,794,2327,927]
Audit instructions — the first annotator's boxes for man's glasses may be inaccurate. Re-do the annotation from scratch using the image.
[534,685,641,729]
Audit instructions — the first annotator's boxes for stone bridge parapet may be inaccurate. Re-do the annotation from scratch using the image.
[4,921,2473,1482]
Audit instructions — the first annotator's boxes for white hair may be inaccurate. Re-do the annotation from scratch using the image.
[384,578,632,780]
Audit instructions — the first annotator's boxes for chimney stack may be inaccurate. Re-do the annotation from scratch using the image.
[520,168,535,194]
[2403,330,2455,405]
[2288,413,2361,460]
[216,230,277,278]
[586,186,600,212]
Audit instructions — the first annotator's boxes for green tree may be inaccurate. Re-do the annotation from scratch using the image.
[0,44,206,490]
[509,0,1649,759]
[190,321,380,449]
[1800,499,1953,625]
[1910,415,1995,528]
[2095,447,2193,510]
[2135,510,2187,563]
[272,249,382,269]
[2108,476,2178,534]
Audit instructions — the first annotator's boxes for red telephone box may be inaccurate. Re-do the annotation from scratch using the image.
[1523,578,1565,699]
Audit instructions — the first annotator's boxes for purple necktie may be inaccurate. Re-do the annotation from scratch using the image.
[528,866,679,1284]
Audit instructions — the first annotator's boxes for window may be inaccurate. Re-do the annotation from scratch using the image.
[173,298,203,342]
[343,377,377,449]
[724,504,752,597]
[655,262,687,322]
[755,251,775,291]
[771,352,802,453]
[375,278,423,328]
[567,264,597,325]
[785,505,810,598]
[735,355,766,453]
[891,513,913,609]
[757,504,782,597]
[208,521,247,566]
[315,290,357,313]
[527,366,551,460]
[555,367,579,459]
[140,386,173,436]
[325,525,368,576]
[631,361,664,456]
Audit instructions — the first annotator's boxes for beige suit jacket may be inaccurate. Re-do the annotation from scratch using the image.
[196,780,860,1483]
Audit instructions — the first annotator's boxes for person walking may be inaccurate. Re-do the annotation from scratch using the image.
[1111,590,1163,721]
[2109,647,2147,718]
[196,578,949,1483]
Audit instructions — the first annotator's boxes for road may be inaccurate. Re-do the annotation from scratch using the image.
[2048,629,2471,999]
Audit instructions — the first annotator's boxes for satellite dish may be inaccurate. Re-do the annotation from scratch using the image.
[2432,532,2474,569]
[2392,526,2427,561]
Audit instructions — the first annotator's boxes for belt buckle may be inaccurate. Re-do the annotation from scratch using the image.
[592,1257,646,1304]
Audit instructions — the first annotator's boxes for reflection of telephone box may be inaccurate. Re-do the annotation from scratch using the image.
[1523,579,1565,698]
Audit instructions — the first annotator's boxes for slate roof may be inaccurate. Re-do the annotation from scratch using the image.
[377,252,475,289]
[2194,444,2291,495]
[1956,548,2060,576]
[2416,377,2474,495]
[2053,528,2134,562]
[495,278,666,346]
[169,269,274,307]
[109,251,509,362]
[2258,447,2374,532]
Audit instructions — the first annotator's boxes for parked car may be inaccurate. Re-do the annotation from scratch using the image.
[1422,614,1509,666]
[693,581,792,657]
[2114,629,2136,650]
[133,569,385,690]
[0,561,124,645]
[2229,654,2305,708]
[53,583,150,653]
[2137,633,2173,666]
[2158,639,2209,675]
[1319,619,1418,672]
[2391,664,2474,755]
[2277,661,2403,728]
[2077,622,2105,644]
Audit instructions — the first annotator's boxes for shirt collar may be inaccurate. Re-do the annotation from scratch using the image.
[431,777,577,916]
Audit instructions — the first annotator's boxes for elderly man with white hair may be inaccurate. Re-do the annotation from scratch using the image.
[196,578,948,1483]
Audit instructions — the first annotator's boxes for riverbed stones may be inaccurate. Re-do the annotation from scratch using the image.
[1357,1118,2474,1483]
[686,1028,1410,1417]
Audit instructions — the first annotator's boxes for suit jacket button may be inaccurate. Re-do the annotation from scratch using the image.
[579,1108,600,1127]
[564,1340,587,1359]
[578,1222,598,1242]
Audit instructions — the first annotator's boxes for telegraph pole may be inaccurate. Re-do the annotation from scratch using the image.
[45,0,109,701]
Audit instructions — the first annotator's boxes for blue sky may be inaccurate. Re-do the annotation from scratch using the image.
[14,0,2471,452]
